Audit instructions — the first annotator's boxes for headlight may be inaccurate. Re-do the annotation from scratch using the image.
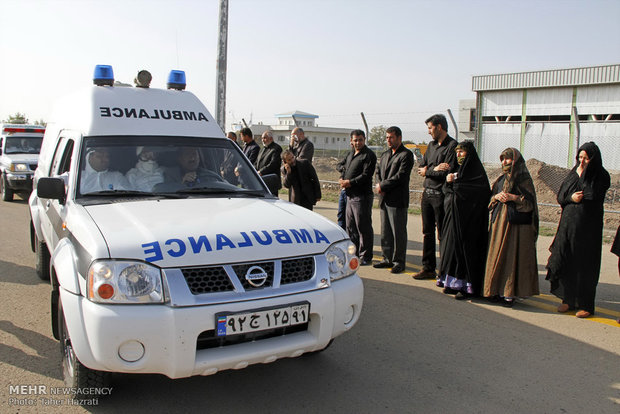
[87,261,165,304]
[10,163,28,172]
[325,240,359,281]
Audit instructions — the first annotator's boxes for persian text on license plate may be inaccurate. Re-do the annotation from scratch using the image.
[216,303,310,337]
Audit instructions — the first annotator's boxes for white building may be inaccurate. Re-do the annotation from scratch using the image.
[457,99,476,141]
[232,110,353,152]
[472,64,620,169]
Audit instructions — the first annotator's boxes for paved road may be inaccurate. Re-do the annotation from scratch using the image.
[0,196,618,413]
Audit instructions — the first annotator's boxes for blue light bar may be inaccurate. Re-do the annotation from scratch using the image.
[167,70,186,90]
[93,65,114,86]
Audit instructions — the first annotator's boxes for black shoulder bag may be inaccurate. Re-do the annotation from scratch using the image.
[506,201,532,225]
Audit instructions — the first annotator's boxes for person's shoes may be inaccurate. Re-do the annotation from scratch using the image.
[436,280,444,288]
[412,270,436,280]
[502,298,514,308]
[373,261,393,269]
[443,287,458,295]
[575,310,591,318]
[557,303,571,313]
[390,263,405,274]
[359,259,372,266]
[455,292,469,300]
[487,295,500,303]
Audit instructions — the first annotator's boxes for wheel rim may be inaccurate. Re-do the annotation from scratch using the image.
[62,317,76,376]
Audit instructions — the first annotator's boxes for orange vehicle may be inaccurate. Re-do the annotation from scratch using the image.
[404,143,427,163]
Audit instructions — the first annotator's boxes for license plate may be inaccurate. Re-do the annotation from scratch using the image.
[216,302,309,337]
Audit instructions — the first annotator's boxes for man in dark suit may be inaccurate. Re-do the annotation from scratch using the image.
[240,127,259,165]
[281,149,321,210]
[290,127,314,163]
[255,130,282,195]
[234,127,259,184]
[340,129,376,266]
[373,126,414,274]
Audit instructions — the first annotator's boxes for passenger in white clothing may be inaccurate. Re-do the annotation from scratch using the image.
[80,148,130,194]
[126,147,164,191]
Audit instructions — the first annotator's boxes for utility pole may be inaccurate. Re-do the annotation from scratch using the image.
[447,109,458,141]
[360,112,369,139]
[215,0,229,132]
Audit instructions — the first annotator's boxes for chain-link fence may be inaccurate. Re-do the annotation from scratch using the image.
[478,130,620,171]
[477,130,619,228]
[313,148,620,232]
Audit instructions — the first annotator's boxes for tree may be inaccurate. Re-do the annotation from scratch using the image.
[3,112,29,124]
[368,125,387,148]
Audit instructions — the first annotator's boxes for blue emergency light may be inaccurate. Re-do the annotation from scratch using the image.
[93,65,114,86]
[167,70,186,90]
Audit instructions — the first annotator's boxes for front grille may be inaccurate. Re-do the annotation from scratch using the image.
[180,256,316,295]
[196,323,308,350]
[281,257,314,284]
[233,262,274,290]
[181,266,234,294]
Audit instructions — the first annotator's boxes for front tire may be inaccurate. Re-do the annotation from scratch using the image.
[35,234,50,281]
[58,295,110,392]
[1,174,14,201]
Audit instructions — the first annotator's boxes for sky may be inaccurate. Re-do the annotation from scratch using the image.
[1,0,619,139]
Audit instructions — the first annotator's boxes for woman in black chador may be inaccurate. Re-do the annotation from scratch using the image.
[438,141,491,299]
[546,142,610,318]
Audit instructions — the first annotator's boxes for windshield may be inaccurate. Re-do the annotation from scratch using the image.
[5,136,43,154]
[77,136,268,198]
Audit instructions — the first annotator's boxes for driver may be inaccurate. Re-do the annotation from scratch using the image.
[20,139,36,152]
[160,147,220,188]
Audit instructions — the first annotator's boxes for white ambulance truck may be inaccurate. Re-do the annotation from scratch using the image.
[0,124,45,201]
[29,65,363,391]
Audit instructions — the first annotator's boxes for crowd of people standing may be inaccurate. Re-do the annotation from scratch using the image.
[231,115,614,319]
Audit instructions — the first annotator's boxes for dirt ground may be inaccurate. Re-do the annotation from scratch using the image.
[313,156,620,232]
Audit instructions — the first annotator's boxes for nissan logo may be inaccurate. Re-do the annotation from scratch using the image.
[245,266,269,287]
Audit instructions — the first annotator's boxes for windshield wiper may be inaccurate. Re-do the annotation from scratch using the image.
[176,188,266,197]
[82,190,151,196]
[82,190,184,199]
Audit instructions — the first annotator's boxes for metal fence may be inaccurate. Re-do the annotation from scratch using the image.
[478,131,620,171]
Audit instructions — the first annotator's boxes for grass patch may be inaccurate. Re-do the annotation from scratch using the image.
[538,225,557,237]
[321,192,341,203]
[407,207,422,215]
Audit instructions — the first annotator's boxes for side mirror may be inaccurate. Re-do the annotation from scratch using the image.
[37,177,66,204]
[261,174,280,197]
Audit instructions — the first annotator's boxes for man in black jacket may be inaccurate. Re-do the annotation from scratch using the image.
[282,150,321,210]
[255,130,282,195]
[234,127,260,185]
[413,114,458,280]
[240,127,259,165]
[340,130,376,265]
[290,127,314,163]
[336,138,355,229]
[373,126,414,274]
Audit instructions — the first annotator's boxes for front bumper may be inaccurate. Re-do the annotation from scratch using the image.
[5,173,33,192]
[60,275,363,379]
